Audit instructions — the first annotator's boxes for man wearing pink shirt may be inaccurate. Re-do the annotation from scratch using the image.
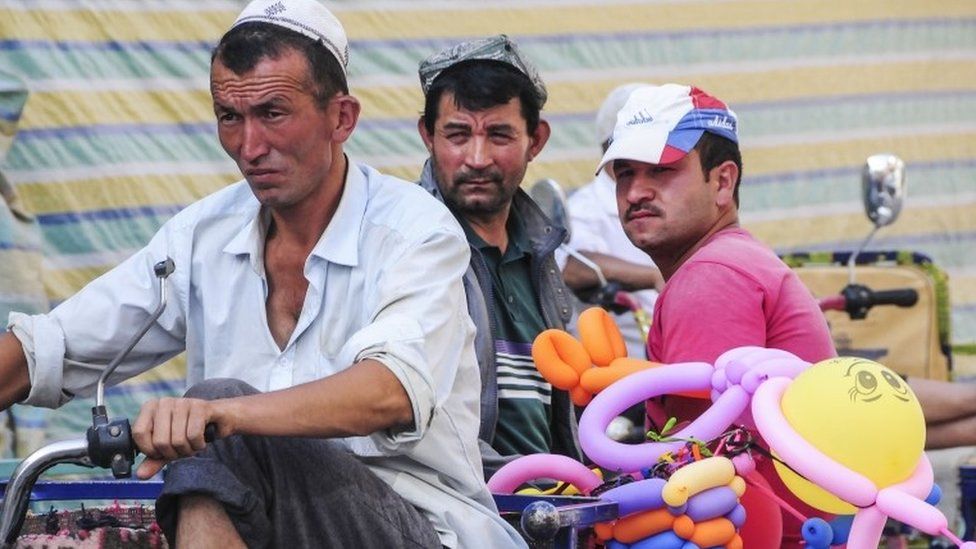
[595,83,834,547]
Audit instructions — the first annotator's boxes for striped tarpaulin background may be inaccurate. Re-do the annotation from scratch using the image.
[0,0,974,453]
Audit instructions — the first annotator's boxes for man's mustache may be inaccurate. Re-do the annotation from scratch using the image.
[625,201,664,220]
[454,169,504,186]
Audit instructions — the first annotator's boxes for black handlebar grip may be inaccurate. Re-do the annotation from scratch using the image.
[204,423,218,443]
[872,288,919,308]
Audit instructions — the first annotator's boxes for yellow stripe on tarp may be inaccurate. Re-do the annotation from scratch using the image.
[0,248,46,302]
[743,131,976,180]
[129,355,187,385]
[21,89,215,129]
[744,203,976,250]
[556,60,976,116]
[340,0,976,39]
[17,172,239,215]
[0,120,19,139]
[2,0,974,41]
[19,59,976,129]
[43,264,111,302]
[0,8,230,42]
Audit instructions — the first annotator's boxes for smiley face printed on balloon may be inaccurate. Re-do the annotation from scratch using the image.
[773,357,926,514]
[847,360,913,403]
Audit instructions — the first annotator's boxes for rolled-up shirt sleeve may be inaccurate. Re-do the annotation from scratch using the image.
[8,312,67,407]
[342,226,473,453]
[7,226,188,408]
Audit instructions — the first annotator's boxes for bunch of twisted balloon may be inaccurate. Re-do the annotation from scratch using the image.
[488,307,975,549]
[598,456,747,549]
[489,452,747,548]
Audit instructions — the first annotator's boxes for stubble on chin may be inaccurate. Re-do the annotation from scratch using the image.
[622,222,658,254]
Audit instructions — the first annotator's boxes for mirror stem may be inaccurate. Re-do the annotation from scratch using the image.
[847,225,879,285]
[560,244,609,287]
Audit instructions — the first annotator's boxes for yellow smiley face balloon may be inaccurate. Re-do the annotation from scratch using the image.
[773,357,926,514]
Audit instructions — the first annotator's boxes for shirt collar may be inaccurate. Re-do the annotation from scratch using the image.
[223,201,269,274]
[311,158,364,267]
[458,210,531,260]
[221,158,365,270]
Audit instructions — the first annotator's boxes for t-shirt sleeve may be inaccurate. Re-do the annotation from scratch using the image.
[655,261,767,365]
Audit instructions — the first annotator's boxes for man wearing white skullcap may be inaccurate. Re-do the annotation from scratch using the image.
[0,1,523,547]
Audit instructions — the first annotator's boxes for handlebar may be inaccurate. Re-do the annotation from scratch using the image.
[576,281,635,315]
[818,283,918,320]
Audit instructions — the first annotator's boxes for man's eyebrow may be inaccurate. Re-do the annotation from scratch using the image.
[214,95,291,112]
[442,121,472,131]
[486,122,517,133]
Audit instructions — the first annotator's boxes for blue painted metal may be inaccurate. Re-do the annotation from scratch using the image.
[0,479,163,502]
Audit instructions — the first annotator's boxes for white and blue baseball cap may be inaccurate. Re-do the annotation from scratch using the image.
[596,84,738,174]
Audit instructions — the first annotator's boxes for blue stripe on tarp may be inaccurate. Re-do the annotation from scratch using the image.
[0,108,23,123]
[777,230,976,255]
[0,241,39,252]
[746,159,976,188]
[34,204,184,226]
[0,39,214,53]
[16,122,215,141]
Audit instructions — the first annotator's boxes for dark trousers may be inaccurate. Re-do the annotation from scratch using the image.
[155,378,441,549]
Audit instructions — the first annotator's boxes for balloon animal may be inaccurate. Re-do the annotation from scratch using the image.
[489,307,975,549]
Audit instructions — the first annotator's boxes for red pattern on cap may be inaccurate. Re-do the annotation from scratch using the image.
[659,144,688,164]
[689,86,727,110]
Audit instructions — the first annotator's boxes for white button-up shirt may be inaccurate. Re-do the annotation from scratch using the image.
[9,160,525,548]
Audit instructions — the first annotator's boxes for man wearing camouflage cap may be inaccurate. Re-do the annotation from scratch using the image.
[417,35,583,480]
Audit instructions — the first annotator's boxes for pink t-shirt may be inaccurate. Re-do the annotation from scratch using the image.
[645,226,836,548]
[647,226,835,365]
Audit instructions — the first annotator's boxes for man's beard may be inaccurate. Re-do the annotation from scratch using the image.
[440,166,515,217]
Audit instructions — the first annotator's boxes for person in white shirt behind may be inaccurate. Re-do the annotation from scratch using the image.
[560,83,664,358]
[0,1,523,547]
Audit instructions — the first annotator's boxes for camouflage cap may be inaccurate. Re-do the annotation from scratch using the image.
[418,34,547,107]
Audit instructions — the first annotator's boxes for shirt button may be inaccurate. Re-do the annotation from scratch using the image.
[508,295,514,303]
[562,308,569,315]
[557,288,563,294]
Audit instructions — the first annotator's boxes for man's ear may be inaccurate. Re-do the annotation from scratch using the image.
[331,95,361,144]
[417,117,434,154]
[712,160,739,208]
[527,119,551,161]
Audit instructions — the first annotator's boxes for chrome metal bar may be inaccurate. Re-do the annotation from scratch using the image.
[559,244,608,288]
[0,439,91,547]
[95,258,173,407]
[847,225,879,285]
